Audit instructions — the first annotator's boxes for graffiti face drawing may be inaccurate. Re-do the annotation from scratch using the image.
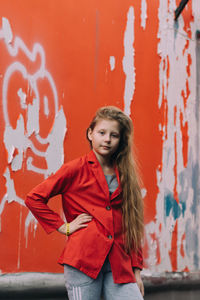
[0,17,67,236]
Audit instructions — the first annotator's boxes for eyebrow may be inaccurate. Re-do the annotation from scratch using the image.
[97,128,120,134]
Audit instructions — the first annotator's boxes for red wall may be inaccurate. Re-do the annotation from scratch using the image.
[0,0,199,275]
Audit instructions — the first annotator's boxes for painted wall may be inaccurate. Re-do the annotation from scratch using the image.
[0,0,200,276]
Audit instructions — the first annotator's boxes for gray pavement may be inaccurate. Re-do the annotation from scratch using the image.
[1,290,200,299]
[1,272,200,299]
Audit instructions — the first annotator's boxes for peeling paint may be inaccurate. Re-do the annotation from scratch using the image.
[123,6,135,116]
[0,18,67,257]
[145,0,200,273]
[0,1,200,277]
[43,95,49,117]
[17,88,27,110]
[141,0,147,30]
[109,56,115,71]
[1,17,13,44]
[0,168,25,229]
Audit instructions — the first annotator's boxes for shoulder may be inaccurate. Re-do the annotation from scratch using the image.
[60,153,90,176]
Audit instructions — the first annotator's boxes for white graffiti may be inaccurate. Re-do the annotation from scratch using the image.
[123,6,135,117]
[0,18,67,239]
[109,56,115,71]
[141,0,147,30]
[144,0,200,273]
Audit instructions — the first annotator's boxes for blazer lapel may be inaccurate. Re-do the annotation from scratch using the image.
[87,151,110,200]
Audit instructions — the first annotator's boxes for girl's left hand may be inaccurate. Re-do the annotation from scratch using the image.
[133,268,144,297]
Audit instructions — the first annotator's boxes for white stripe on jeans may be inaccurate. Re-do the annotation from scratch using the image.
[72,286,82,300]
[78,287,82,300]
[72,287,76,300]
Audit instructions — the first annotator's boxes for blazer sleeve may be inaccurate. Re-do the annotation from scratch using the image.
[130,247,143,270]
[25,163,73,234]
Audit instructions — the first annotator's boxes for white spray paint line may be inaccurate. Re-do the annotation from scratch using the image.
[24,212,38,248]
[0,18,67,253]
[43,95,49,116]
[144,0,199,273]
[0,17,13,44]
[123,6,135,116]
[27,98,39,136]
[17,88,27,109]
[141,0,147,30]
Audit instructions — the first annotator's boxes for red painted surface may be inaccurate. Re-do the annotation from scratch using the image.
[0,0,159,273]
[0,0,197,275]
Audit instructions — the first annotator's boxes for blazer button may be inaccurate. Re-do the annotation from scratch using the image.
[106,206,111,210]
[108,235,112,239]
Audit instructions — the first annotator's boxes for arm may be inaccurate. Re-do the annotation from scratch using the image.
[131,246,143,269]
[25,163,72,233]
[131,247,144,296]
[133,267,144,296]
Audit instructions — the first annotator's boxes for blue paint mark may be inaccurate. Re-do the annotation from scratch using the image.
[165,193,185,220]
[174,20,179,46]
[180,201,186,217]
[165,193,181,219]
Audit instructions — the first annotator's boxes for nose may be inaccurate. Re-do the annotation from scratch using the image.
[104,133,111,143]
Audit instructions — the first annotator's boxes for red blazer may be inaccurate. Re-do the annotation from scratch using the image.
[25,150,143,284]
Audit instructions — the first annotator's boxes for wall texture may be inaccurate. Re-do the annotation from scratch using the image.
[0,0,200,278]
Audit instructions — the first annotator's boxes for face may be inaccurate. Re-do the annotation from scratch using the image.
[88,119,121,161]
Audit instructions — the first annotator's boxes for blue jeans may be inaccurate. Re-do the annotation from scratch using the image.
[64,257,144,300]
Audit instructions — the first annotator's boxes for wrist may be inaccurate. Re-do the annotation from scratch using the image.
[133,267,141,274]
[57,223,65,233]
[66,223,70,236]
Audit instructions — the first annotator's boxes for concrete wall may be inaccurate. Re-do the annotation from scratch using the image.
[0,0,200,284]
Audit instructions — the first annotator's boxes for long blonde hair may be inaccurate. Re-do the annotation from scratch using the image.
[87,106,144,253]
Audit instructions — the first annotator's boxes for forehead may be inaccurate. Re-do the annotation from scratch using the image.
[94,119,120,132]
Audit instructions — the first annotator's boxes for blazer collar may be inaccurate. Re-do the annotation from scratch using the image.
[86,151,122,200]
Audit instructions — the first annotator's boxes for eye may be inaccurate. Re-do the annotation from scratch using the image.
[111,133,120,138]
[99,130,105,135]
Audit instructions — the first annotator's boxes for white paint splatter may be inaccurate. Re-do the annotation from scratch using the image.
[141,0,147,30]
[4,115,27,171]
[43,95,49,117]
[27,98,39,136]
[17,88,27,109]
[123,6,135,116]
[145,0,200,273]
[141,188,147,198]
[45,107,67,176]
[0,18,67,251]
[109,56,115,71]
[0,168,25,214]
[1,17,13,44]
[1,17,67,176]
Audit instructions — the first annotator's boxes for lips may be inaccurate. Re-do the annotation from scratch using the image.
[101,146,111,150]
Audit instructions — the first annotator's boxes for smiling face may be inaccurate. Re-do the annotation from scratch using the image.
[87,118,121,163]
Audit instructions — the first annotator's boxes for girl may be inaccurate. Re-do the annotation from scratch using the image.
[25,106,144,300]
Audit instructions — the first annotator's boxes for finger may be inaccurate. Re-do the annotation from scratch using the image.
[78,217,92,223]
[78,213,91,218]
[79,219,92,225]
[81,216,93,220]
[74,224,88,230]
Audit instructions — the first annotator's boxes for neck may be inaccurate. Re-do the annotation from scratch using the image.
[93,150,113,168]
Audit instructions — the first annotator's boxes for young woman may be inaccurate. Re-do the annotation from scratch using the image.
[26,106,144,300]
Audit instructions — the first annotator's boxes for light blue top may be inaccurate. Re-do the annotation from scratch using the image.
[104,174,118,195]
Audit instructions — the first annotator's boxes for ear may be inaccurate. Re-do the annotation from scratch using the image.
[87,128,93,141]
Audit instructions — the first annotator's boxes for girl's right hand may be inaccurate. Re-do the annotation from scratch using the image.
[57,213,93,236]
